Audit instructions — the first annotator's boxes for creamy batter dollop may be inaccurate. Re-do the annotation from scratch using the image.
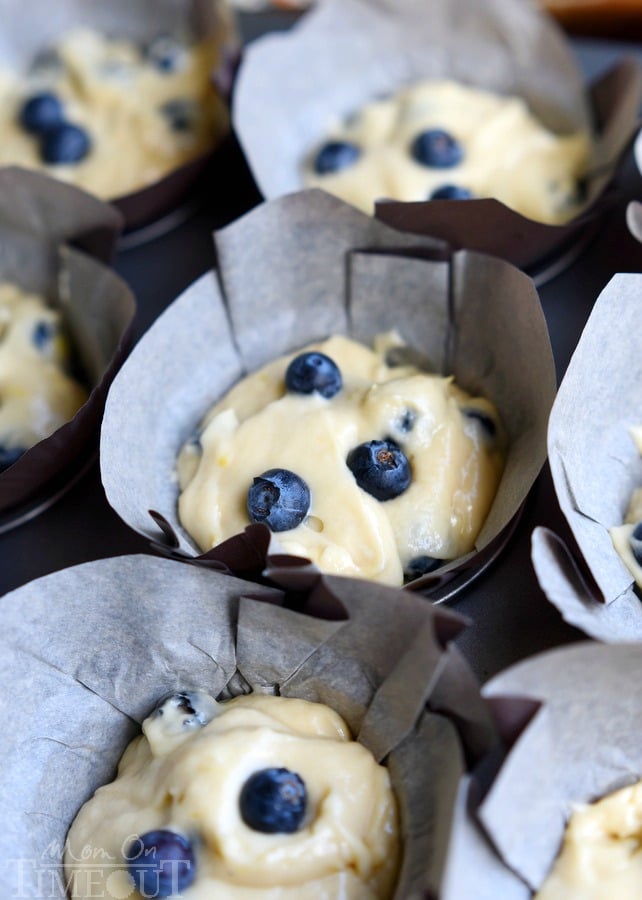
[535,780,642,899]
[303,79,591,224]
[177,333,506,585]
[0,283,87,472]
[610,425,642,589]
[65,691,399,899]
[0,26,228,199]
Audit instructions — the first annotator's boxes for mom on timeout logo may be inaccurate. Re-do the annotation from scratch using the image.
[9,834,194,899]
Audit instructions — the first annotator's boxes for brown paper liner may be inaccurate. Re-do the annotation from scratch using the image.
[532,273,642,641]
[100,188,555,596]
[0,0,238,232]
[442,643,642,897]
[0,553,503,898]
[232,0,641,269]
[0,168,135,516]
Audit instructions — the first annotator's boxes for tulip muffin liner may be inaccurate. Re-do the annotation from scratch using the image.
[0,552,506,898]
[0,168,135,521]
[0,0,238,233]
[440,642,642,897]
[100,188,555,597]
[232,0,641,272]
[531,273,642,641]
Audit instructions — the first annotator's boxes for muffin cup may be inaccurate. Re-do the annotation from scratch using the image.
[532,273,642,641]
[441,642,642,897]
[0,0,238,233]
[0,167,135,519]
[100,188,555,596]
[0,553,502,898]
[232,0,641,271]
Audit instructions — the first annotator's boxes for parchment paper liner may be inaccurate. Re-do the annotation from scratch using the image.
[531,273,642,641]
[0,552,504,899]
[0,0,238,232]
[0,167,135,515]
[232,0,641,270]
[100,188,555,593]
[441,642,642,897]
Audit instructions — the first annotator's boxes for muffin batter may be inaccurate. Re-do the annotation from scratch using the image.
[177,333,506,585]
[65,691,399,899]
[610,425,642,588]
[304,79,591,224]
[0,26,228,199]
[535,780,642,899]
[0,283,87,472]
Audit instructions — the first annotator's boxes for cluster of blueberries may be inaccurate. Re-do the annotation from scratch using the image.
[19,93,91,165]
[16,35,192,166]
[124,692,307,897]
[244,350,443,580]
[313,127,473,201]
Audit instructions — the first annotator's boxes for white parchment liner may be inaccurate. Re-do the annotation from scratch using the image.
[0,167,135,514]
[532,273,642,641]
[0,0,237,229]
[100,188,555,590]
[233,0,641,268]
[0,553,502,898]
[441,642,642,896]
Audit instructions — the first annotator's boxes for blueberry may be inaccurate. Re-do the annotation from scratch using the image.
[125,830,195,897]
[0,445,26,473]
[285,352,342,399]
[411,129,463,168]
[463,408,497,439]
[151,691,217,729]
[186,432,202,452]
[19,92,64,134]
[313,141,361,175]
[346,439,411,501]
[397,408,416,434]
[247,469,310,532]
[161,99,196,132]
[146,35,187,72]
[32,320,55,351]
[405,556,444,580]
[630,522,642,566]
[240,768,307,834]
[430,184,473,200]
[40,123,91,165]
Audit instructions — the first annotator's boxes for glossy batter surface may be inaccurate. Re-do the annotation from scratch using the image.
[304,79,591,224]
[0,283,87,468]
[177,333,506,585]
[65,692,399,899]
[0,27,228,199]
[535,781,642,899]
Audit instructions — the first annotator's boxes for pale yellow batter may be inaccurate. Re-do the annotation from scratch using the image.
[177,333,506,585]
[535,780,642,899]
[0,283,87,469]
[65,692,399,899]
[610,425,642,589]
[304,79,592,224]
[0,27,228,199]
